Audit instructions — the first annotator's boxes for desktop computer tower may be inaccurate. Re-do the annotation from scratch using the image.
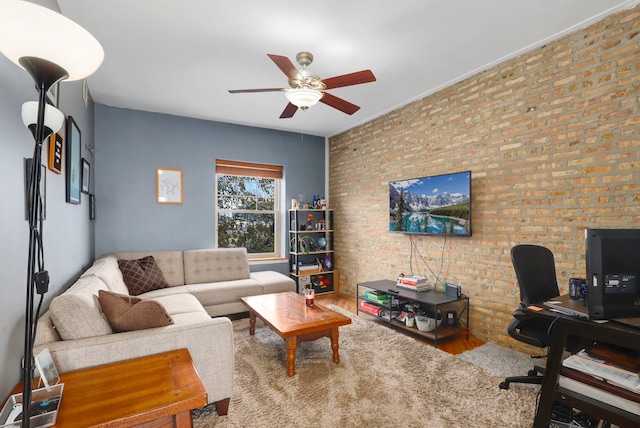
[585,229,640,319]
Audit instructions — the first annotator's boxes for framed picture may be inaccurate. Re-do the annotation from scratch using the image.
[46,82,59,107]
[156,168,183,204]
[82,79,89,107]
[89,194,95,220]
[81,158,90,194]
[35,348,60,389]
[65,116,81,204]
[48,132,63,174]
[24,158,46,221]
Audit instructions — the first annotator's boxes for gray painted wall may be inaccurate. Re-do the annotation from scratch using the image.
[0,0,97,399]
[94,105,326,268]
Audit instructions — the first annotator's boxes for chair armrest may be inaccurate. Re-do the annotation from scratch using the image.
[512,308,535,320]
[508,311,549,348]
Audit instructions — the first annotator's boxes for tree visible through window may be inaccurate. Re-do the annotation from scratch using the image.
[215,160,282,257]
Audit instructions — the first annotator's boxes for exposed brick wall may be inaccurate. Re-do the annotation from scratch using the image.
[328,7,640,353]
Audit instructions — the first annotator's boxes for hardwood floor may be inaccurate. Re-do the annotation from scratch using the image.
[316,292,485,355]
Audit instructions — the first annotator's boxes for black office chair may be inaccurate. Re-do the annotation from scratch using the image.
[499,244,560,390]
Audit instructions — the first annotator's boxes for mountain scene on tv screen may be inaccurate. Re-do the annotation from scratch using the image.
[389,173,471,235]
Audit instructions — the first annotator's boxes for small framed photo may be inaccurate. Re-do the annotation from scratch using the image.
[82,79,89,107]
[65,116,81,205]
[48,133,63,174]
[35,348,60,389]
[89,194,96,220]
[156,168,183,204]
[46,82,59,107]
[81,158,90,194]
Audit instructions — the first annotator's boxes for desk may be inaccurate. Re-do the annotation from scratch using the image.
[7,348,207,428]
[528,305,640,428]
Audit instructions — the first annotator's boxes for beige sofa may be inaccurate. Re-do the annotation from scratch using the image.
[33,247,295,415]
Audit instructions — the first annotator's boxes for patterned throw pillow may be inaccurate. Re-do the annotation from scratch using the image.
[97,290,173,332]
[117,255,170,296]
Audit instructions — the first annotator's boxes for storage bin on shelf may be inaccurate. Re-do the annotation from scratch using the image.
[359,301,381,317]
[415,315,442,332]
[0,383,64,428]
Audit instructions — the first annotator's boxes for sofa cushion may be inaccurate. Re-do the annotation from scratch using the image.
[80,256,109,279]
[186,279,262,306]
[112,251,185,286]
[118,256,170,296]
[183,248,250,284]
[250,271,296,294]
[49,276,113,340]
[89,256,130,295]
[98,290,173,332]
[34,311,61,346]
[137,284,190,300]
[150,293,209,316]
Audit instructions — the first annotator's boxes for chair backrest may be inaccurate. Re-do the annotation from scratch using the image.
[511,244,560,306]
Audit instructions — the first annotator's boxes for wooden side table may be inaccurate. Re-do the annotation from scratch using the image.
[7,348,207,428]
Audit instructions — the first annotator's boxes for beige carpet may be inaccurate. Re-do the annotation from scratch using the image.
[193,305,537,427]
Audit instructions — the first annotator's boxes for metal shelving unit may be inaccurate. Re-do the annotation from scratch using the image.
[289,209,334,294]
[356,279,469,348]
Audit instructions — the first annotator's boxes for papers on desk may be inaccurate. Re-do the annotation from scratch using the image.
[558,373,640,415]
[563,351,640,394]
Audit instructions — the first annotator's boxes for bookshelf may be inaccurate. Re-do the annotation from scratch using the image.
[288,209,334,294]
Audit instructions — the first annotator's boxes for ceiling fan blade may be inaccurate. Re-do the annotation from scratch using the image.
[319,92,360,115]
[267,54,301,81]
[322,70,376,90]
[279,103,298,119]
[228,88,285,94]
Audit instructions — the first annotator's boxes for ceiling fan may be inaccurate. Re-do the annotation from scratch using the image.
[228,51,376,119]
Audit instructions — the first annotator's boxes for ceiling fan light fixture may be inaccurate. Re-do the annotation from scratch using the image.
[285,88,323,110]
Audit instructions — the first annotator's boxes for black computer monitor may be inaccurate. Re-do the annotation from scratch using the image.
[585,228,640,319]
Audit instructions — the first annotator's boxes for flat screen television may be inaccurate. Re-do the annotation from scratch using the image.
[389,171,471,236]
[585,228,640,319]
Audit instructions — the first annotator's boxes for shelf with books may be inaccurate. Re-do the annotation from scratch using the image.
[562,351,640,394]
[288,208,334,294]
[559,367,640,416]
[289,249,335,255]
[290,229,335,234]
[290,269,334,277]
[533,314,640,428]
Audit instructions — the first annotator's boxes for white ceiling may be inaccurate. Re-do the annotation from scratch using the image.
[58,0,638,137]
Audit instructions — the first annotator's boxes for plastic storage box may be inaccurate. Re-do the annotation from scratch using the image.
[0,383,63,428]
[415,315,442,332]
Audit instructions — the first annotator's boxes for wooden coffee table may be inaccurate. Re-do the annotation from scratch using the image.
[240,291,352,376]
[7,348,207,427]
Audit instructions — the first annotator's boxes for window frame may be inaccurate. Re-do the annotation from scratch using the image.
[214,159,283,259]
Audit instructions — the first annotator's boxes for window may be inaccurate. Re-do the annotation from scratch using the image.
[215,159,282,258]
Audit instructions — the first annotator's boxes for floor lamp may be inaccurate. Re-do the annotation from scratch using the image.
[0,2,103,426]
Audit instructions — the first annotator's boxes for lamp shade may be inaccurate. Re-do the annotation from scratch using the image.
[285,88,323,110]
[0,1,104,82]
[22,101,64,140]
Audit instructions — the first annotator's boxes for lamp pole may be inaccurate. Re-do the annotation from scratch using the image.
[19,57,68,428]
